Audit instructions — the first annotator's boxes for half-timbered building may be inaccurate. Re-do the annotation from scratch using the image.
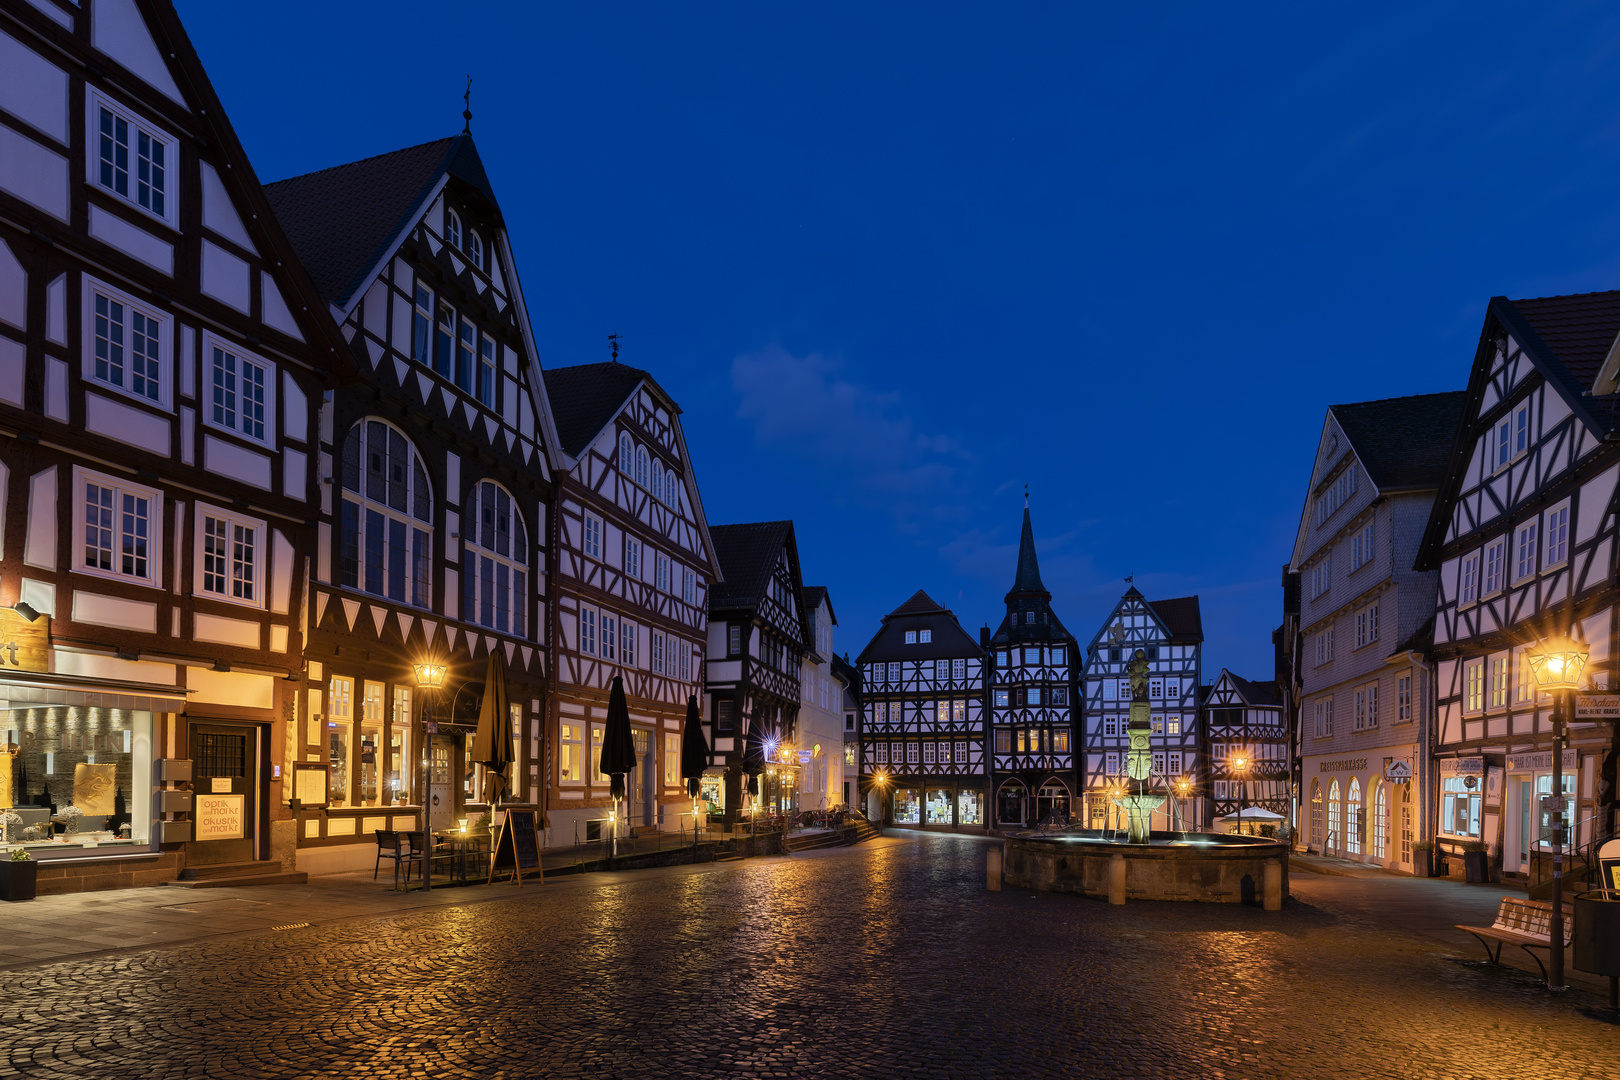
[704,521,810,819]
[856,591,988,830]
[0,0,347,889]
[1080,589,1202,830]
[1289,392,1460,869]
[834,652,861,809]
[797,585,846,811]
[986,502,1079,830]
[263,132,560,870]
[1203,670,1288,830]
[1417,291,1620,881]
[541,361,718,840]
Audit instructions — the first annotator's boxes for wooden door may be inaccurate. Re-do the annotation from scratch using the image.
[190,722,258,864]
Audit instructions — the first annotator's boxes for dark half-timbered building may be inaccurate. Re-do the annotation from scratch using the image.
[856,591,988,830]
[0,0,348,888]
[704,521,810,819]
[1417,290,1620,881]
[541,360,718,841]
[1081,589,1202,829]
[263,132,560,870]
[986,502,1079,830]
[1203,670,1289,830]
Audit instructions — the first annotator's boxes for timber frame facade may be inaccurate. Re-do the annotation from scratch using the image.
[1203,671,1289,826]
[542,361,718,839]
[264,133,562,869]
[0,0,350,885]
[1416,290,1620,881]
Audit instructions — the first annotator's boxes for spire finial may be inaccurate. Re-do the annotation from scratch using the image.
[462,77,473,134]
[1024,483,1029,509]
[608,333,621,363]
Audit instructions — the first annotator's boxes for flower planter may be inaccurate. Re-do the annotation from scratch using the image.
[1,859,38,902]
[1463,850,1489,883]
[1411,854,1432,878]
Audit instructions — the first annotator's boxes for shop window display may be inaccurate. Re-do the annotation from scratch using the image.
[0,708,152,857]
[925,788,953,825]
[892,789,920,824]
[957,790,983,826]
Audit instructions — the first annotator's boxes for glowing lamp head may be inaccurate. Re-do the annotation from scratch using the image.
[1231,754,1250,773]
[1528,638,1589,692]
[412,659,447,689]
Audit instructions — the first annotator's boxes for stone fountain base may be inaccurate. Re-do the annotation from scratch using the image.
[1002,830,1289,904]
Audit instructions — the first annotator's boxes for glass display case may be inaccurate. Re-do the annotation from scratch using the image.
[0,708,153,858]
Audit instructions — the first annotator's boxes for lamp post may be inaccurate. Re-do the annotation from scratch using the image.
[1231,753,1251,836]
[1174,777,1193,836]
[1527,637,1587,992]
[412,658,447,892]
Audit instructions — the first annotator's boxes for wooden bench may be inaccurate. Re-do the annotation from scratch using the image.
[1456,896,1574,982]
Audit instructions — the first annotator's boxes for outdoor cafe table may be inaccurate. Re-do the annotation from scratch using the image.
[431,829,491,885]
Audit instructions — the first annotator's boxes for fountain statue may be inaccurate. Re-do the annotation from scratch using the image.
[1110,648,1166,843]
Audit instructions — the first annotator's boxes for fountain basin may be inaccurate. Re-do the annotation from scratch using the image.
[1002,829,1289,904]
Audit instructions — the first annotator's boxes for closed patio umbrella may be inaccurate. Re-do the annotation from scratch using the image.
[471,650,512,806]
[680,695,709,799]
[599,675,638,800]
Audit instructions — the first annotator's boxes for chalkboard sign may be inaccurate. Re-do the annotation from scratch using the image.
[489,808,543,885]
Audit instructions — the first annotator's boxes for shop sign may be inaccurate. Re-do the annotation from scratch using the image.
[1575,694,1620,719]
[0,608,49,673]
[1318,758,1367,773]
[1507,750,1577,772]
[1438,757,1484,776]
[1384,758,1413,782]
[194,794,245,841]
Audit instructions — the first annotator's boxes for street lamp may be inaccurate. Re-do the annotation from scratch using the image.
[413,658,448,892]
[1230,752,1251,836]
[1527,636,1588,992]
[1174,776,1193,835]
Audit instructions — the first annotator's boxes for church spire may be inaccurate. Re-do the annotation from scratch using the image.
[1007,501,1049,599]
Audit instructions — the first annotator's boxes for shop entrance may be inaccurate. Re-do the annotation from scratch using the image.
[189,722,258,864]
[429,735,456,830]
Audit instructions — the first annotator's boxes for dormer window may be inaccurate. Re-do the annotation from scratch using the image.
[920,630,932,643]
[904,631,916,644]
[447,210,462,249]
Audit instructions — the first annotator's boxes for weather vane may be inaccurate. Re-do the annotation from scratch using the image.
[608,333,621,363]
[462,77,473,134]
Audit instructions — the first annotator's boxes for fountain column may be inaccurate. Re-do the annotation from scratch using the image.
[1111,648,1165,843]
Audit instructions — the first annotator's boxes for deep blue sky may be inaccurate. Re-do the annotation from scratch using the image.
[180,1,1620,681]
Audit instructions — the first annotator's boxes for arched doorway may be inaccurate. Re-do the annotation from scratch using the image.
[1036,780,1071,824]
[1372,780,1388,860]
[1346,778,1363,855]
[997,780,1027,826]
[1327,779,1342,856]
[1310,780,1323,849]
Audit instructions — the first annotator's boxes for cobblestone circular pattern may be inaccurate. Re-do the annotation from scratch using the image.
[1,835,1615,1078]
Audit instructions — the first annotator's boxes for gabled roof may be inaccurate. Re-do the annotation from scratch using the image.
[1225,673,1282,708]
[541,362,653,458]
[1330,392,1467,491]
[708,520,808,634]
[1146,596,1203,644]
[802,586,836,626]
[1417,289,1620,567]
[264,135,494,311]
[857,591,984,664]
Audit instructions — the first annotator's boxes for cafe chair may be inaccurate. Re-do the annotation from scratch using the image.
[374,830,421,886]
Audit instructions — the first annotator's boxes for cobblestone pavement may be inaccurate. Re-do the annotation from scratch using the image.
[1,834,1615,1079]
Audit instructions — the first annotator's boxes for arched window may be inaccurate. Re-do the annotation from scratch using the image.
[649,460,662,503]
[662,466,677,508]
[463,480,528,637]
[466,230,483,270]
[997,780,1026,826]
[635,445,648,488]
[446,209,462,250]
[1372,781,1388,859]
[619,433,634,476]
[1036,780,1070,823]
[1346,778,1363,854]
[340,420,432,606]
[1310,780,1323,846]
[1327,779,1342,854]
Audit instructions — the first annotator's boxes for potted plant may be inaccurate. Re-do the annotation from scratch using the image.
[1411,840,1433,878]
[2,849,38,902]
[1461,840,1490,883]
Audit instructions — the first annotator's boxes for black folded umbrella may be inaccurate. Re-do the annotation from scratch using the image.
[680,695,709,799]
[599,675,638,799]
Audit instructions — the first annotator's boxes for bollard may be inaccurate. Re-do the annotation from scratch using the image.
[987,844,1002,891]
[1108,852,1127,905]
[1264,857,1282,911]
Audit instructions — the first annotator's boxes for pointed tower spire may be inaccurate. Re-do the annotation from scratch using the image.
[1008,500,1049,599]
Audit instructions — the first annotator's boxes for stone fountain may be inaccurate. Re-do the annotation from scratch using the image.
[1111,649,1166,843]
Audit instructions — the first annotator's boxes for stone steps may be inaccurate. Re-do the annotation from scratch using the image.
[166,860,308,888]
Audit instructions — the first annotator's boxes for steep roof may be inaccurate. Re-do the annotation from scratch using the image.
[1007,505,1048,597]
[1329,391,1467,492]
[264,134,496,310]
[1502,289,1620,430]
[1146,596,1203,644]
[708,521,795,613]
[857,591,983,664]
[1226,674,1282,707]
[541,362,651,458]
[802,586,836,625]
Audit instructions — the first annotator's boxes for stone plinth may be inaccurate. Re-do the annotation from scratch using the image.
[1002,831,1290,904]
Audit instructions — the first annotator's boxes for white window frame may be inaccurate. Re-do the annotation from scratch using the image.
[462,480,527,638]
[1460,553,1479,606]
[1350,521,1374,572]
[1464,658,1485,713]
[74,465,163,589]
[682,568,695,603]
[338,419,434,608]
[921,630,933,643]
[81,276,172,409]
[656,553,671,593]
[193,501,267,610]
[1482,537,1506,596]
[86,90,178,228]
[1397,673,1412,722]
[559,722,584,784]
[625,537,641,580]
[446,209,462,250]
[203,333,277,447]
[579,606,597,656]
[583,513,603,560]
[1488,654,1509,709]
[1544,501,1570,568]
[904,631,917,644]
[1514,518,1539,582]
[621,619,638,667]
